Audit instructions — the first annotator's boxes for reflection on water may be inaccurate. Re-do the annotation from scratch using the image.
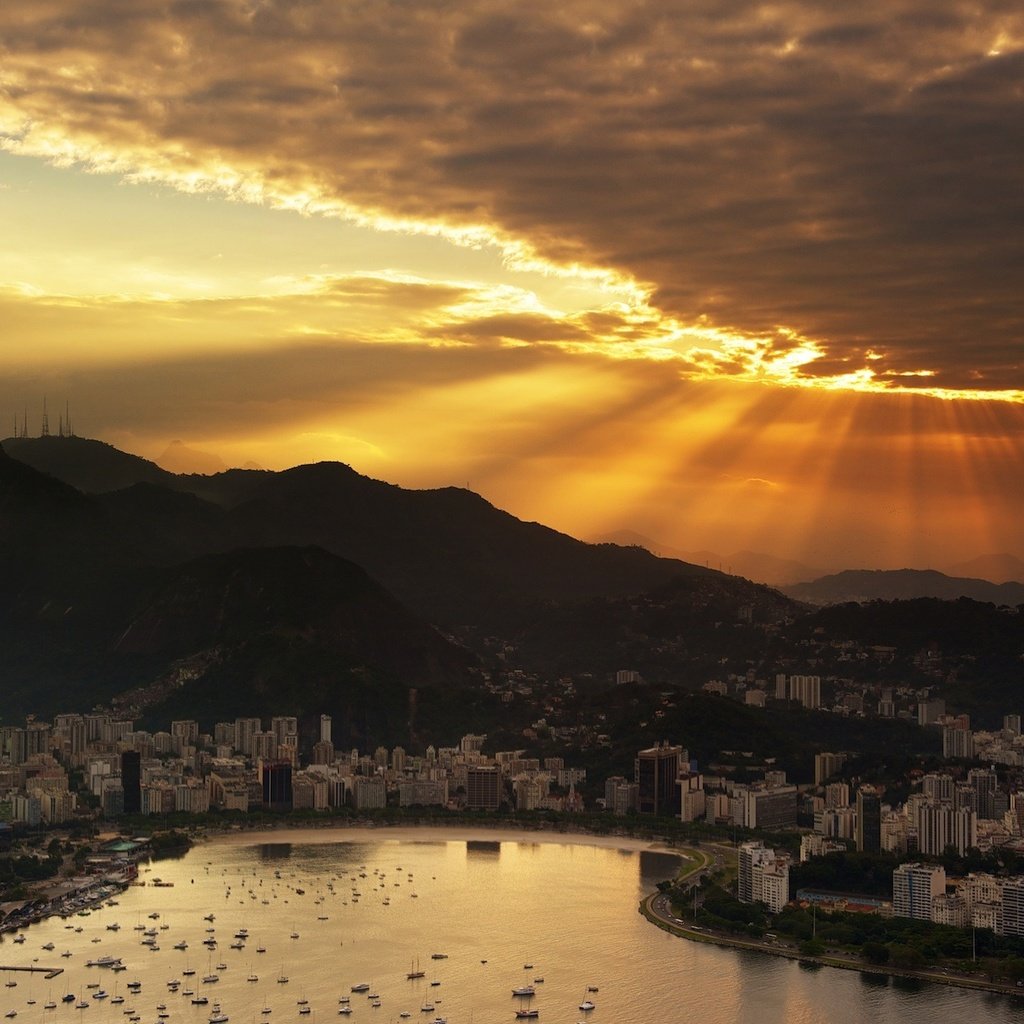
[465,840,501,857]
[0,831,1020,1024]
[256,843,293,861]
[638,849,683,883]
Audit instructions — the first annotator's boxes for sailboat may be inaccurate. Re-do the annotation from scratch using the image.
[406,959,425,980]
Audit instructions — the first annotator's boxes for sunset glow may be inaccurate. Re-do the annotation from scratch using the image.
[2,0,1022,573]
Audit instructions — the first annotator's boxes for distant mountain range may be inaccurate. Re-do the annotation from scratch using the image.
[596,529,1024,596]
[4,435,1020,741]
[782,569,1024,607]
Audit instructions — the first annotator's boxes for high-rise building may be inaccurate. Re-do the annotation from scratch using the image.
[943,727,974,759]
[968,768,999,820]
[918,698,946,726]
[814,752,847,785]
[465,766,502,811]
[234,717,262,757]
[261,760,293,812]
[738,841,790,912]
[745,786,798,829]
[121,750,142,815]
[789,675,821,710]
[353,775,386,810]
[635,743,684,816]
[319,714,332,744]
[1001,878,1024,936]
[271,717,298,752]
[855,786,881,853]
[892,862,945,921]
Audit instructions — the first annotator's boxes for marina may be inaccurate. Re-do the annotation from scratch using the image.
[2,828,1023,1023]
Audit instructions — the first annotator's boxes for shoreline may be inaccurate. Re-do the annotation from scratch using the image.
[640,890,1024,1001]
[190,818,682,856]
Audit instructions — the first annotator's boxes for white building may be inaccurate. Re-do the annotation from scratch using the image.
[892,863,945,921]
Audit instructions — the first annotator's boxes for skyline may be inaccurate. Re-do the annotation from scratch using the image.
[2,1,1022,571]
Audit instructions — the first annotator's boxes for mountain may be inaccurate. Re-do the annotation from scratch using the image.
[5,436,718,626]
[945,553,1024,585]
[783,568,1024,606]
[109,546,486,745]
[2,435,175,493]
[155,439,227,475]
[0,445,484,734]
[594,530,821,586]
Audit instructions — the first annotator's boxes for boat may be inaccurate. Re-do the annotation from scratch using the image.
[578,1000,595,1012]
[429,954,447,961]
[586,987,598,993]
[298,1009,311,1016]
[514,1012,538,1020]
[174,942,188,951]
[42,942,55,951]
[337,1009,352,1017]
[191,997,209,1006]
[407,960,425,980]
[86,956,123,968]
[350,985,370,993]
[209,1008,229,1023]
[511,986,534,998]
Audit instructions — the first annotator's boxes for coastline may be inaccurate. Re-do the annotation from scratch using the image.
[640,889,1024,1001]
[191,818,681,856]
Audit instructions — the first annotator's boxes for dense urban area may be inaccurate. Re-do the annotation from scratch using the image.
[6,651,1024,988]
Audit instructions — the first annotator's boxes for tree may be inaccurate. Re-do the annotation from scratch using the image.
[862,941,890,965]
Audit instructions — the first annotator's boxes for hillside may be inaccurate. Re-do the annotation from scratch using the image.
[4,435,719,626]
[0,446,483,734]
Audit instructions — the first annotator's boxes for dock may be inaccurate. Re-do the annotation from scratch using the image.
[0,965,65,979]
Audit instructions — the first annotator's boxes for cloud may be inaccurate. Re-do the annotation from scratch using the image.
[1,1,1022,398]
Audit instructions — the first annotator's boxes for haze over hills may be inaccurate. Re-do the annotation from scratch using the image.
[783,569,1024,607]
[594,529,823,586]
[3,435,1024,746]
[946,553,1024,585]
[596,528,1024,595]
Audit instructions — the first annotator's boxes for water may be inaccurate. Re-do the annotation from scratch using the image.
[2,827,1021,1024]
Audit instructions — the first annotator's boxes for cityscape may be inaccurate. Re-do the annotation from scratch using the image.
[3,0,1024,1019]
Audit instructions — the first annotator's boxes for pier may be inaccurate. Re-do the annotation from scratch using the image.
[0,965,65,980]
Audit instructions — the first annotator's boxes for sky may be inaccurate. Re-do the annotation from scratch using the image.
[1,0,1022,574]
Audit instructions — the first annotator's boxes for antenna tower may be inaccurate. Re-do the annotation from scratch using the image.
[41,397,50,437]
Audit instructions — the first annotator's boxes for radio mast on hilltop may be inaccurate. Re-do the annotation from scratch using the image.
[41,397,50,437]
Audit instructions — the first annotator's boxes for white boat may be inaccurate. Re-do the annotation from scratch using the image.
[579,1000,595,1011]
[511,986,534,998]
[337,1009,352,1017]
[350,985,370,993]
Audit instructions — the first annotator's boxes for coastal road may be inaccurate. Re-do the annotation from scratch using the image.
[642,882,1024,1000]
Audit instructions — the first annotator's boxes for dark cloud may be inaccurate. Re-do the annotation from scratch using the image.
[2,0,1023,392]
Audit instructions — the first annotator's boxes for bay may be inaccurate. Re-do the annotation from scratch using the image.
[2,827,1020,1024]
